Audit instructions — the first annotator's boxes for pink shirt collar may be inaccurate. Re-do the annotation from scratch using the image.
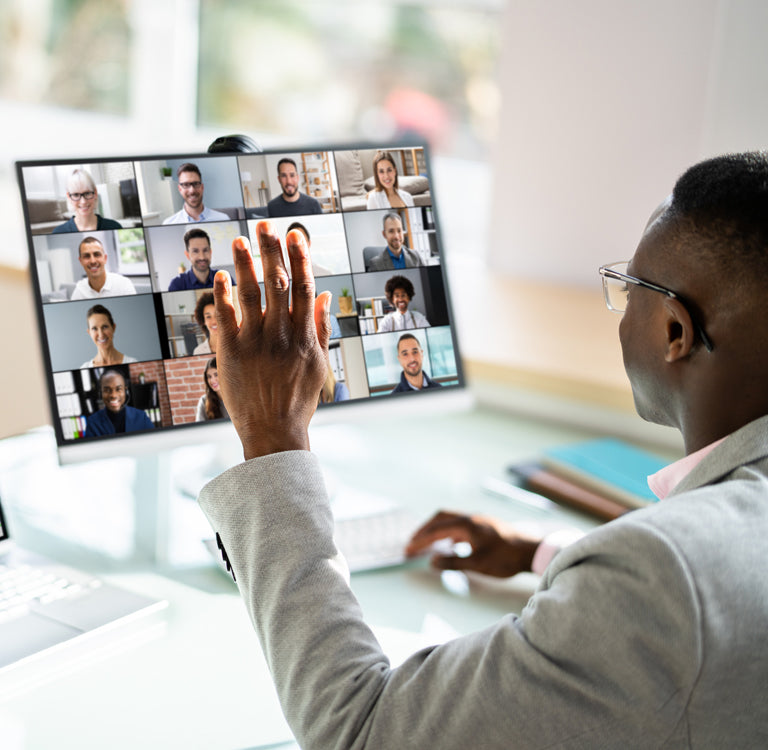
[647,437,726,499]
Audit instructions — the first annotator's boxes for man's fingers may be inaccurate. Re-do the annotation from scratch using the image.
[314,292,332,353]
[213,270,239,340]
[405,524,472,557]
[231,235,262,328]
[286,229,317,344]
[430,553,477,572]
[407,512,471,546]
[257,221,290,328]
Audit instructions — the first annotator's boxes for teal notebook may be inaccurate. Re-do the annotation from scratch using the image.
[542,438,668,509]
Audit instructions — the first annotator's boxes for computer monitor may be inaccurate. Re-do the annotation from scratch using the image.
[16,143,468,464]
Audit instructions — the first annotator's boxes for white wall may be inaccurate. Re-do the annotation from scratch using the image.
[489,0,768,286]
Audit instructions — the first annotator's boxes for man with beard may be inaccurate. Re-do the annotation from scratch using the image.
[163,162,229,225]
[168,228,231,291]
[391,333,442,393]
[378,274,430,332]
[266,158,323,217]
[367,212,422,271]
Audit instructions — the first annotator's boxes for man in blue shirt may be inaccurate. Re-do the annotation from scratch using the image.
[168,228,231,291]
[368,212,422,271]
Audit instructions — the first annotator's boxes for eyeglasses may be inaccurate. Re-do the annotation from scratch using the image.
[599,261,713,352]
[178,181,202,190]
[68,191,95,202]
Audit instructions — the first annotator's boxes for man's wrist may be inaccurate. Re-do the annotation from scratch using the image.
[241,431,311,461]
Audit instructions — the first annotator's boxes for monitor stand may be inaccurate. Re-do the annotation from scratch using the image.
[132,451,172,564]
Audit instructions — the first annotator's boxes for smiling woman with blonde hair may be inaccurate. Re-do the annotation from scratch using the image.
[53,168,123,234]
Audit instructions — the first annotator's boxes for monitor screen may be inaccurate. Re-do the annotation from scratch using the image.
[16,143,465,462]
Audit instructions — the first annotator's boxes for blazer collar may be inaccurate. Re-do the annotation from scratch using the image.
[669,414,768,497]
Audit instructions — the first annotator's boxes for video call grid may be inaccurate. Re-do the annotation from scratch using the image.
[19,149,459,442]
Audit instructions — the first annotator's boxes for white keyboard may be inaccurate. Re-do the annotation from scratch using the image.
[333,507,421,573]
[0,562,101,624]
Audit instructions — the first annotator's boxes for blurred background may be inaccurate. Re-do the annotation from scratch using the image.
[0,0,503,268]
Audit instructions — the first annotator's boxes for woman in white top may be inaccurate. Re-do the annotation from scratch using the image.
[366,151,415,210]
[377,275,431,333]
[80,304,138,368]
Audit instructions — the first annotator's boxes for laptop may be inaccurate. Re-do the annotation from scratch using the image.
[0,493,166,677]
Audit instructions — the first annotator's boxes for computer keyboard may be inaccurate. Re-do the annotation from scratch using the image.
[333,506,421,573]
[0,562,101,624]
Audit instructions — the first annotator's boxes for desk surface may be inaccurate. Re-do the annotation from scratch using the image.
[0,404,633,749]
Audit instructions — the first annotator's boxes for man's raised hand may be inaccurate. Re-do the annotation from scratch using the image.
[213,223,331,460]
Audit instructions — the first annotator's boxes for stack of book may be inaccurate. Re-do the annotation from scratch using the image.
[507,438,669,521]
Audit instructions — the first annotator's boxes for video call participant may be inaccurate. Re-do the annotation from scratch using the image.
[366,151,415,210]
[196,357,229,421]
[193,292,218,355]
[368,212,422,271]
[168,228,232,291]
[163,163,230,225]
[267,158,323,217]
[84,369,154,437]
[391,333,442,393]
[378,274,430,332]
[52,168,123,234]
[80,304,137,368]
[318,363,350,404]
[71,236,137,300]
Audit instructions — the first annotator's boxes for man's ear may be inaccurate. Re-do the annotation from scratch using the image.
[663,297,695,362]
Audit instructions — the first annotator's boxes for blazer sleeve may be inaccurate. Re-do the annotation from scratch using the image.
[198,452,702,750]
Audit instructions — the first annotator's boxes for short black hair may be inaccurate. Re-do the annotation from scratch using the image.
[176,162,201,179]
[667,151,768,278]
[184,227,210,249]
[287,221,309,243]
[78,236,103,255]
[98,366,130,402]
[384,275,415,302]
[397,333,420,350]
[100,368,126,387]
[277,157,297,172]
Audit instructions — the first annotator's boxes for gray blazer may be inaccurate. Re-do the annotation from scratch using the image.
[368,245,422,271]
[199,415,768,749]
